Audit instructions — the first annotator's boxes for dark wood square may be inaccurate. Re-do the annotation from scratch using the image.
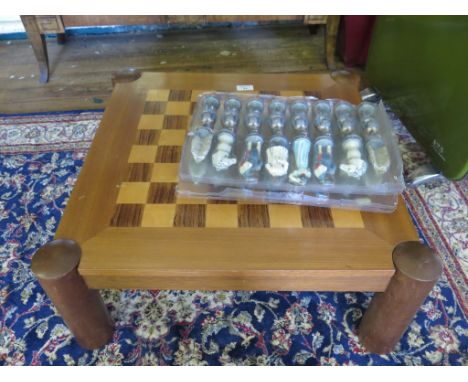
[238,204,270,228]
[301,206,334,228]
[111,204,144,227]
[144,102,167,114]
[155,146,182,163]
[147,183,176,203]
[173,204,206,227]
[127,163,153,182]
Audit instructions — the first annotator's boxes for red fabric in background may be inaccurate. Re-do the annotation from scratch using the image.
[339,16,377,67]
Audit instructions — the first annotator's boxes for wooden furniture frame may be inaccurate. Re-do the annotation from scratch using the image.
[20,15,341,83]
[31,71,441,355]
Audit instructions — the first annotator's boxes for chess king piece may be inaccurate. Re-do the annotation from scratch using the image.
[339,135,368,178]
[191,95,220,163]
[313,136,336,183]
[265,99,289,177]
[358,102,391,175]
[239,98,264,181]
[212,97,241,171]
[314,100,333,134]
[288,101,312,186]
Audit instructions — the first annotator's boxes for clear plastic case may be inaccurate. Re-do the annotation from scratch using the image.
[178,92,405,212]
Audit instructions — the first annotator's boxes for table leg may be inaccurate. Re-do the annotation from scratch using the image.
[31,239,114,350]
[358,241,442,354]
[20,16,50,83]
[326,16,340,70]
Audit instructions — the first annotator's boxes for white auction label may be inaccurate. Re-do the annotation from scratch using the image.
[236,84,254,91]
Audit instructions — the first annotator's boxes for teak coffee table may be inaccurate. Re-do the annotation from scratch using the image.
[32,71,442,355]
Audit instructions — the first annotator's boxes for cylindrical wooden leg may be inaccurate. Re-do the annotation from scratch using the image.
[358,241,442,354]
[31,239,114,349]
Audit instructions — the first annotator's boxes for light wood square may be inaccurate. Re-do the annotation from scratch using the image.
[151,163,180,182]
[147,89,170,102]
[116,182,150,204]
[279,91,304,97]
[128,145,158,163]
[165,102,192,115]
[206,204,238,228]
[330,208,364,228]
[141,204,176,227]
[138,115,164,130]
[158,130,187,146]
[268,204,303,228]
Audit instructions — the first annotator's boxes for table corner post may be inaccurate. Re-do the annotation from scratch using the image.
[31,239,114,350]
[357,241,442,354]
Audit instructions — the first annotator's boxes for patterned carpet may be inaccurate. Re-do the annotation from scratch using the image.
[0,109,466,365]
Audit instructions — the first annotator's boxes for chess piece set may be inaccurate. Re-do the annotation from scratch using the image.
[179,92,404,211]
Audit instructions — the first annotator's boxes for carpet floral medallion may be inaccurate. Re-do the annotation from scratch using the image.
[0,109,466,366]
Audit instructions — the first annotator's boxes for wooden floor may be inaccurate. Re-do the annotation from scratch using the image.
[0,24,343,114]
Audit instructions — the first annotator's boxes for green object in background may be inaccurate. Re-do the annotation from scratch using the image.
[366,16,468,180]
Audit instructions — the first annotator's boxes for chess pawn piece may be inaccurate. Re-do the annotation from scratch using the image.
[265,99,289,177]
[335,101,357,135]
[288,101,312,186]
[211,97,241,171]
[312,136,336,184]
[239,98,264,181]
[339,135,368,178]
[190,95,220,163]
[358,102,379,135]
[358,102,391,175]
[314,100,333,134]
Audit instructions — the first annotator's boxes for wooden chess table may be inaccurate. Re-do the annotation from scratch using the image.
[31,72,442,355]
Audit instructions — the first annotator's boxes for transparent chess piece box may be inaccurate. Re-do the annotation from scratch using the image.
[177,92,405,212]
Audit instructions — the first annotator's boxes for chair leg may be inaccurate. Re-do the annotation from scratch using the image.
[20,16,50,83]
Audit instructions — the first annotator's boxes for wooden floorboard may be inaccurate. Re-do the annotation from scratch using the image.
[0,24,342,114]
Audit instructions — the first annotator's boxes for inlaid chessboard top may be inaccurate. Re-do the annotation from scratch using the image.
[54,72,418,292]
[110,88,366,230]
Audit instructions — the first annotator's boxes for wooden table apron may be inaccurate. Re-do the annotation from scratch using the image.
[54,72,419,292]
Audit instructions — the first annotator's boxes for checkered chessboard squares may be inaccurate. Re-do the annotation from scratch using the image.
[110,88,366,229]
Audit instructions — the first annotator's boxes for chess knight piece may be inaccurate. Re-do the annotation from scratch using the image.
[265,99,289,177]
[288,101,312,186]
[212,97,241,171]
[190,95,220,163]
[358,102,391,175]
[335,101,368,179]
[239,98,264,181]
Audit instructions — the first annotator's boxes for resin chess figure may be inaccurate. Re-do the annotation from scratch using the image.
[288,101,312,186]
[239,98,264,181]
[339,135,368,178]
[190,95,220,163]
[312,136,336,183]
[212,97,241,171]
[358,102,391,175]
[335,101,357,135]
[265,99,289,177]
[314,100,332,134]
